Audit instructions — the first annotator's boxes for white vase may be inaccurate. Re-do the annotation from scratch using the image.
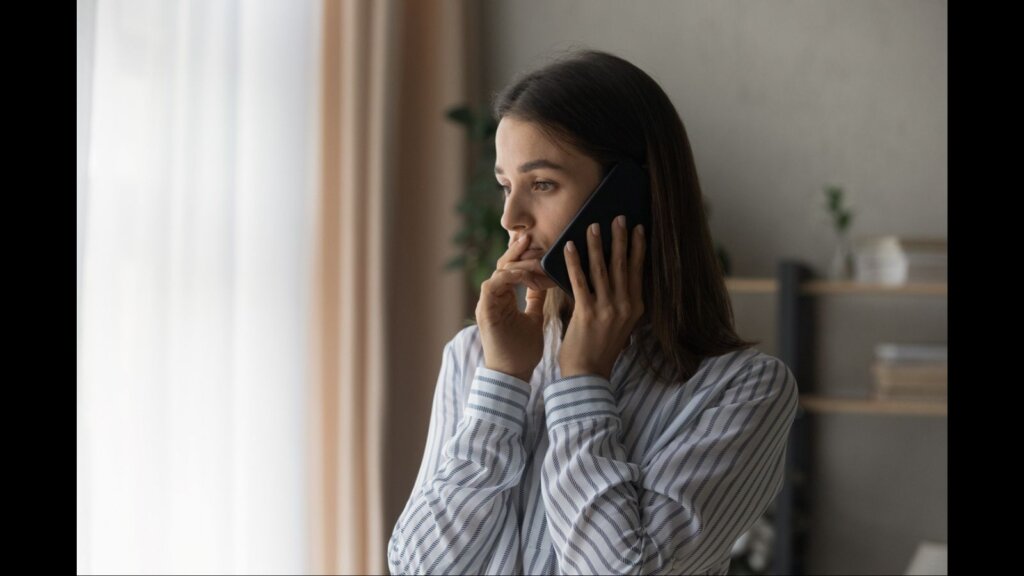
[853,235,908,285]
[829,232,854,280]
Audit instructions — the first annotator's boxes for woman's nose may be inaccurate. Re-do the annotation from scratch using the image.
[500,190,532,232]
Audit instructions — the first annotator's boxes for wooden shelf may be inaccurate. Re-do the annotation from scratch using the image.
[801,280,947,296]
[770,260,947,575]
[724,277,946,296]
[799,394,947,416]
[724,277,777,293]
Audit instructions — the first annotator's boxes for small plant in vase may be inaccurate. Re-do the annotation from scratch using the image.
[824,184,854,280]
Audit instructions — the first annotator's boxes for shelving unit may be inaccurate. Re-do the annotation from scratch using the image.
[724,262,947,575]
[723,273,948,420]
[724,276,948,297]
[798,394,946,417]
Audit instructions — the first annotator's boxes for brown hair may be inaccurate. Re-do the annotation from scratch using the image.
[491,48,759,384]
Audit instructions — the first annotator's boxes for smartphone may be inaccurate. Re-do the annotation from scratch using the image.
[540,160,651,298]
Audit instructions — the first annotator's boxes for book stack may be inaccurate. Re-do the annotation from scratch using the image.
[900,237,947,283]
[854,235,947,285]
[904,540,947,575]
[871,342,947,400]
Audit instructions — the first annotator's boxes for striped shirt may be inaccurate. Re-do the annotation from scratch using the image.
[388,320,798,575]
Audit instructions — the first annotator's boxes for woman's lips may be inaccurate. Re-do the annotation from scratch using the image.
[521,248,545,259]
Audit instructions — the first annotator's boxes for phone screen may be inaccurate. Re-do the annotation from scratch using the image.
[540,160,651,298]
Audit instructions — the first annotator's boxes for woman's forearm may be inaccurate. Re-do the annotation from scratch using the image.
[388,366,533,575]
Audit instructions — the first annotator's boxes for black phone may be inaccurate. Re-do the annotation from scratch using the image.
[541,160,651,298]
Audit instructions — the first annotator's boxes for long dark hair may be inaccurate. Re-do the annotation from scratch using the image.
[491,48,759,384]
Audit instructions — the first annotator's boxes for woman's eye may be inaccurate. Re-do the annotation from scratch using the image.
[496,180,554,197]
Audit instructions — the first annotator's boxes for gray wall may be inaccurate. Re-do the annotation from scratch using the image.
[477,1,947,574]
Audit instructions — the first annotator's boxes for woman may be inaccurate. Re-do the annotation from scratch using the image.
[388,49,798,575]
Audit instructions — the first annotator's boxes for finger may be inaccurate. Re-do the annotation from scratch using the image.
[511,268,553,294]
[530,275,557,291]
[517,271,557,291]
[483,268,526,299]
[629,224,645,314]
[502,260,544,274]
[587,222,610,304]
[502,261,558,290]
[497,234,531,268]
[524,284,547,320]
[564,240,592,308]
[611,214,628,300]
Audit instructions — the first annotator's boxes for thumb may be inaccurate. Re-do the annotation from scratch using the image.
[523,285,547,321]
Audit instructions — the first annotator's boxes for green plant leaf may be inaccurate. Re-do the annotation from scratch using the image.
[484,119,498,138]
[471,113,497,142]
[442,103,509,285]
[471,178,500,197]
[824,185,844,211]
[444,254,466,269]
[474,268,491,290]
[445,105,473,126]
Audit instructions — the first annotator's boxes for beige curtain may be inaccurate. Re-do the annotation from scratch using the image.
[311,0,479,573]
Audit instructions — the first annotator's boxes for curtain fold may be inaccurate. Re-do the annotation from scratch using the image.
[313,0,476,573]
[311,0,393,573]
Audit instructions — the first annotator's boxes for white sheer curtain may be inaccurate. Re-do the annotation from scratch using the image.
[77,0,321,573]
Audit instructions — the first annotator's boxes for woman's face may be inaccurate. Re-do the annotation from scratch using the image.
[495,116,603,265]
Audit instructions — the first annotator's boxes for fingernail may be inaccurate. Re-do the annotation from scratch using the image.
[566,241,575,253]
[590,223,599,237]
[637,225,644,237]
[616,215,625,228]
[519,235,528,244]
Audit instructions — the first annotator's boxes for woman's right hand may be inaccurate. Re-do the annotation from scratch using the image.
[475,234,548,383]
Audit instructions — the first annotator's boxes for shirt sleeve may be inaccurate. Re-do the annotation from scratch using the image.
[387,331,532,575]
[539,354,799,575]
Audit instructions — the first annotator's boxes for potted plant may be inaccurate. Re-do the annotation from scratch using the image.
[824,184,854,280]
[442,105,503,324]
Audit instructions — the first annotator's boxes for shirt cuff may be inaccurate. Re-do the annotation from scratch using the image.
[465,367,533,436]
[542,374,620,429]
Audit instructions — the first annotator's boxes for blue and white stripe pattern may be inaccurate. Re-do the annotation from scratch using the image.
[388,321,798,575]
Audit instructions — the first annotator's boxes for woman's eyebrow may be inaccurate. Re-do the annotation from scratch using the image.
[494,159,566,175]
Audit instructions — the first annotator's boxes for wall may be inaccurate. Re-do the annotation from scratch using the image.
[477,1,947,574]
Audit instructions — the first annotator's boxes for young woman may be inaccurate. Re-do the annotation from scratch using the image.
[388,49,799,576]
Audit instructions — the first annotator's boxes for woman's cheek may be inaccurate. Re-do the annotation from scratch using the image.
[553,216,572,236]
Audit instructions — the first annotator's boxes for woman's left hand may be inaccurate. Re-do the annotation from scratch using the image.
[559,214,646,381]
